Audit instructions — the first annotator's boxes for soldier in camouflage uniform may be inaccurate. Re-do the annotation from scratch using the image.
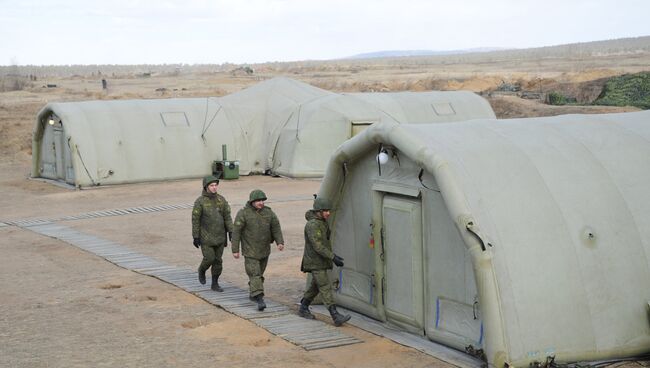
[192,175,233,292]
[232,189,284,311]
[298,197,351,327]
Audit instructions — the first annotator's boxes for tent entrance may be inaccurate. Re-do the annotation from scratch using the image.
[38,117,74,184]
[382,194,424,334]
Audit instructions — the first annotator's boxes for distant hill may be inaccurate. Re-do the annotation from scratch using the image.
[2,36,649,77]
[346,48,509,59]
[342,36,650,61]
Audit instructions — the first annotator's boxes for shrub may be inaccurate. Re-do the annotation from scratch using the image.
[547,91,568,105]
[593,72,650,109]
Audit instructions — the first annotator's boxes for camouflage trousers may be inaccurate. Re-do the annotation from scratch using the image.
[245,256,268,297]
[303,270,334,308]
[199,243,225,277]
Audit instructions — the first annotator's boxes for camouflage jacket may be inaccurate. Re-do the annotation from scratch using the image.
[191,191,233,246]
[301,210,334,272]
[232,203,284,259]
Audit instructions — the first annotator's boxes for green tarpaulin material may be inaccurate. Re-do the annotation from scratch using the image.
[318,110,650,367]
[32,77,494,187]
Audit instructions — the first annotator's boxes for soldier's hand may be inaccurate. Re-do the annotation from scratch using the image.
[233,252,240,259]
[332,254,344,267]
[193,238,201,248]
[277,243,285,251]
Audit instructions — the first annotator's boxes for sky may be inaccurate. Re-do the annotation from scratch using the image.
[1,0,649,66]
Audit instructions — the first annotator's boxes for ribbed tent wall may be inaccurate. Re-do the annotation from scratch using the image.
[270,93,381,177]
[32,77,496,186]
[346,90,496,123]
[271,89,496,177]
[318,110,650,367]
[33,98,235,187]
[215,77,335,175]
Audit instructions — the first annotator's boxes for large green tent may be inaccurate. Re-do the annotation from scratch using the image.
[318,110,650,367]
[32,77,495,187]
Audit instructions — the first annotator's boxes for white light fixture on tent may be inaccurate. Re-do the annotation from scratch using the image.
[377,149,389,165]
[48,118,55,125]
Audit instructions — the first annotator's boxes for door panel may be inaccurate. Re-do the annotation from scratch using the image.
[424,190,483,348]
[53,127,64,179]
[382,195,424,331]
[39,123,57,179]
[339,268,373,304]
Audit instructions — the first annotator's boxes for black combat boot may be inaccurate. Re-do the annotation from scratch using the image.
[211,276,223,292]
[298,298,315,319]
[255,294,266,311]
[328,305,351,327]
[198,267,206,285]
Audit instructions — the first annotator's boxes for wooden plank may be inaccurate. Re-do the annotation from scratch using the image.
[18,222,364,351]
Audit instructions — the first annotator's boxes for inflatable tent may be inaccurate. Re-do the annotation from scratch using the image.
[32,77,495,187]
[317,110,650,367]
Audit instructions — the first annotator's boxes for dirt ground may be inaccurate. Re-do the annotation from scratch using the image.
[1,54,648,367]
[1,167,453,368]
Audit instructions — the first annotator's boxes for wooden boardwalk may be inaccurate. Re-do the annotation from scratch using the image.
[2,195,311,227]
[19,221,363,351]
[7,208,484,366]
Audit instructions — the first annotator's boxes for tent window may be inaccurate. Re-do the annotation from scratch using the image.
[160,112,190,127]
[351,121,376,137]
[431,102,456,116]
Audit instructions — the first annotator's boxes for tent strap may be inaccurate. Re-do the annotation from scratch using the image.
[74,143,96,186]
[418,168,439,192]
[201,102,223,138]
